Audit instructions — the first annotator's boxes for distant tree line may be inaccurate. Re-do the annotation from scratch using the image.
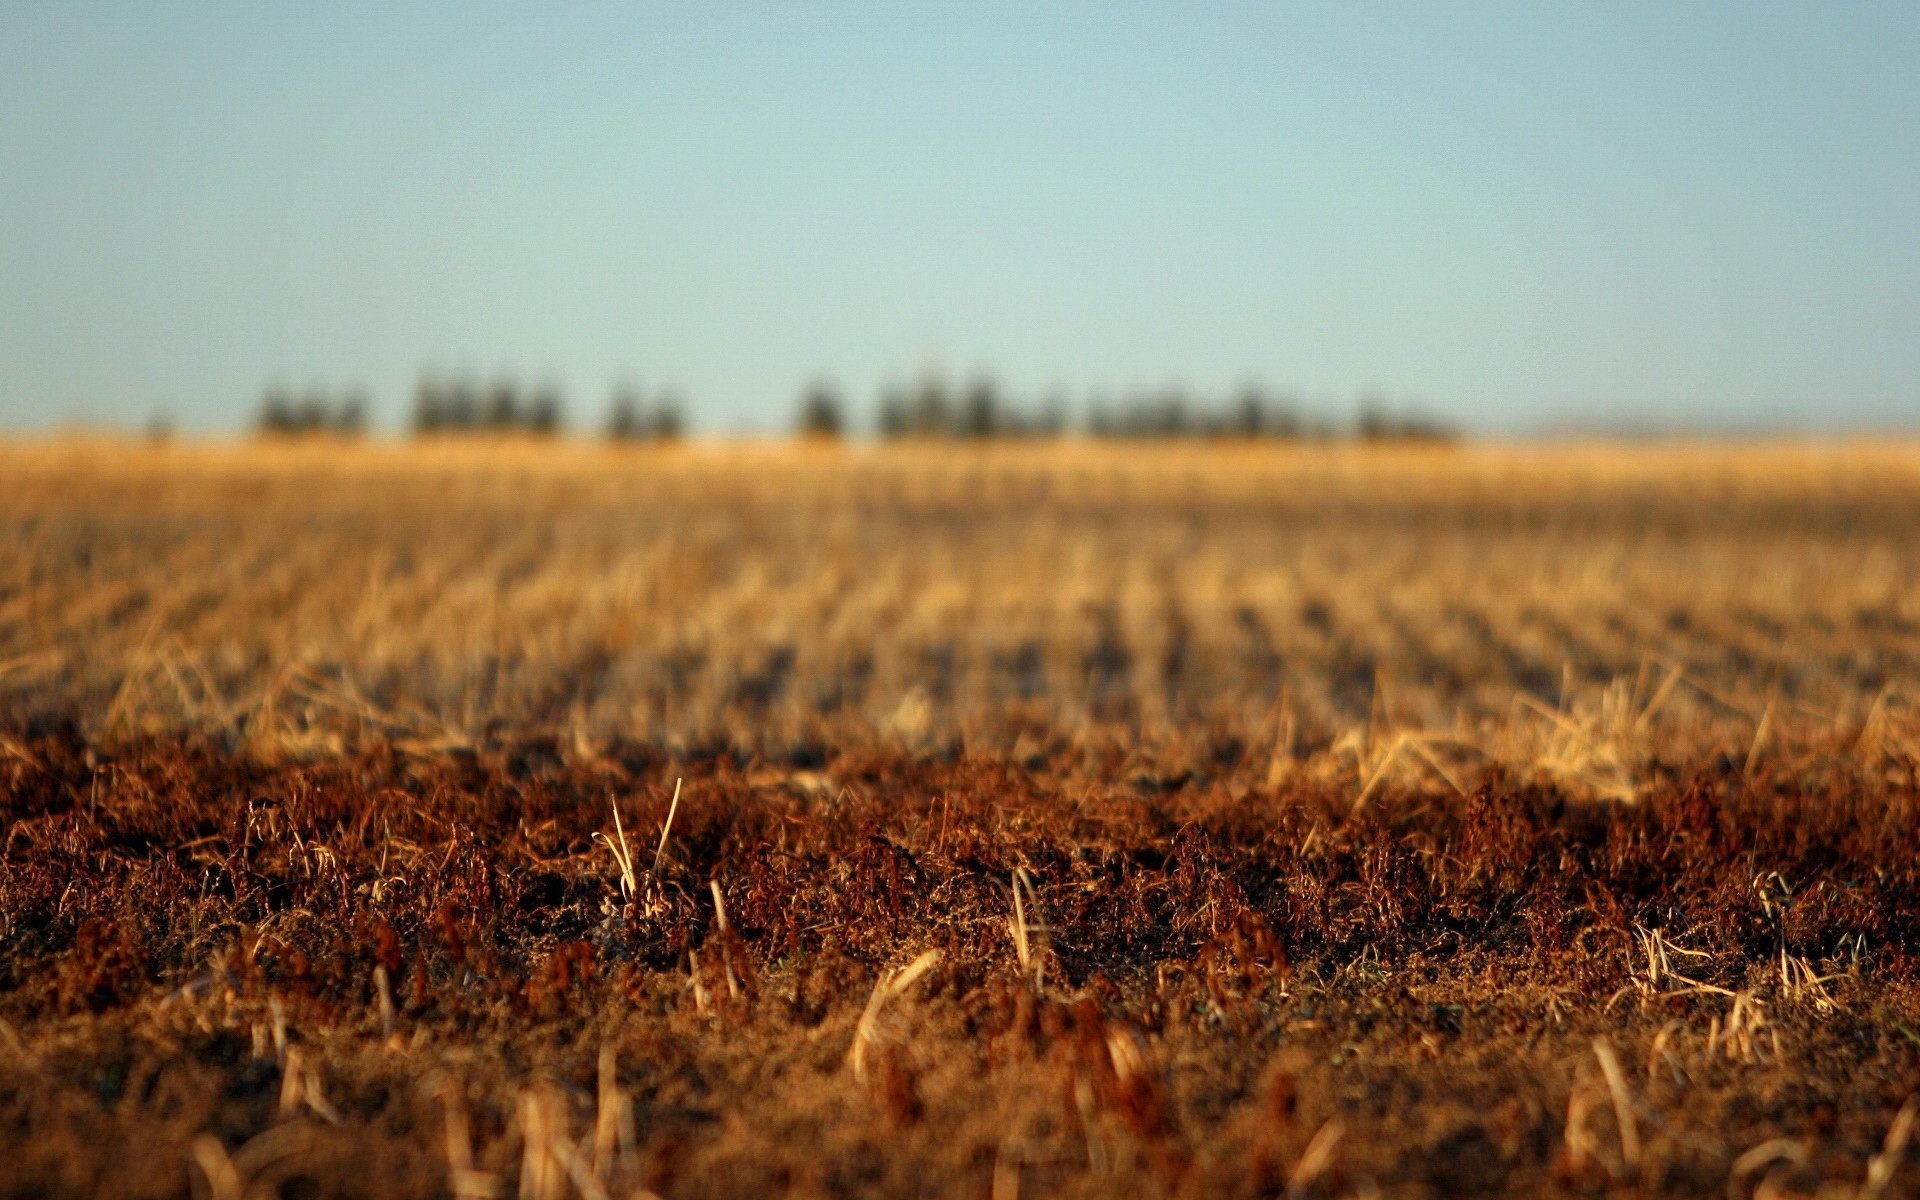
[871,378,1069,440]
[411,377,565,436]
[257,386,368,437]
[605,383,684,442]
[1353,400,1456,443]
[256,376,685,440]
[257,370,1457,444]
[793,377,1455,443]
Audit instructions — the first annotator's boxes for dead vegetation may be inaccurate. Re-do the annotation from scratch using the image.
[3,738,1920,1197]
[4,439,1919,792]
[2,439,1920,1197]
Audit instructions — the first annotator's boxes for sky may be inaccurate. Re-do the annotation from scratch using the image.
[2,3,1917,436]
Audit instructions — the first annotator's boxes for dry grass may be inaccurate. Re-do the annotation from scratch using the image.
[4,438,1919,792]
[2,737,1918,1198]
[3,437,1920,1198]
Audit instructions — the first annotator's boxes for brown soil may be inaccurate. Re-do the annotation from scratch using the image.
[4,733,1918,1199]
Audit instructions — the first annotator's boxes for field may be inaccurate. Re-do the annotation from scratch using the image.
[4,439,1920,1198]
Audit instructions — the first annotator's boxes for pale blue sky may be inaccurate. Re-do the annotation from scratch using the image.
[2,3,1916,434]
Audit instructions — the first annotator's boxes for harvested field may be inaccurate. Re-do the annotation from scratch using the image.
[4,440,1920,1198]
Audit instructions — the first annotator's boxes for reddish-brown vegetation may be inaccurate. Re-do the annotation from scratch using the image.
[4,733,1919,1198]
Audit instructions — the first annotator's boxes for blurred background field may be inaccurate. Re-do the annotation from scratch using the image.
[6,437,1917,798]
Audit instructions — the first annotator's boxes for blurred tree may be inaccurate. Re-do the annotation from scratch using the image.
[526,384,564,436]
[797,381,844,440]
[1357,393,1392,441]
[483,380,522,431]
[1151,390,1191,438]
[411,376,446,434]
[444,380,479,431]
[259,386,297,436]
[1356,393,1455,442]
[262,383,370,437]
[294,390,331,435]
[649,392,685,440]
[1268,391,1303,438]
[334,389,369,436]
[909,376,952,437]
[876,385,910,439]
[958,378,1000,439]
[1086,399,1115,438]
[1033,393,1068,439]
[607,383,643,440]
[1230,385,1269,438]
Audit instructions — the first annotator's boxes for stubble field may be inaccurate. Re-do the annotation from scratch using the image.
[4,439,1920,1198]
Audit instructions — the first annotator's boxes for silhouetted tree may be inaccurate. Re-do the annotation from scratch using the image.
[261,383,370,437]
[412,377,445,434]
[797,382,844,440]
[443,380,480,431]
[1356,394,1455,443]
[876,385,910,439]
[1267,392,1304,438]
[1153,390,1194,437]
[1356,393,1391,441]
[294,391,331,434]
[649,392,684,440]
[1039,394,1070,438]
[483,380,522,431]
[908,376,953,437]
[1086,399,1116,438]
[607,383,683,442]
[334,390,369,436]
[1230,386,1269,438]
[526,385,564,436]
[607,385,643,440]
[259,386,298,435]
[957,378,1001,439]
